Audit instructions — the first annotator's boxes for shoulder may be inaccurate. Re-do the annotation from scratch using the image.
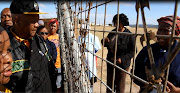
[140,43,159,53]
[111,28,116,31]
[34,34,45,42]
[0,25,4,31]
[88,33,94,37]
[49,40,55,46]
[124,27,131,33]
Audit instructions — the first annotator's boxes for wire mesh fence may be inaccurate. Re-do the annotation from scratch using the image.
[57,0,180,93]
[0,0,179,93]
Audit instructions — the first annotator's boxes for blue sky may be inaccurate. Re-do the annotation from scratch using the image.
[0,1,179,25]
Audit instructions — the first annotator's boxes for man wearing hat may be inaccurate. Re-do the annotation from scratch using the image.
[134,15,180,92]
[3,0,56,92]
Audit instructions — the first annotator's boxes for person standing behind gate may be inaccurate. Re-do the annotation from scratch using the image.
[1,8,13,30]
[101,13,135,93]
[4,0,54,92]
[78,23,101,91]
[48,19,62,92]
[134,15,180,93]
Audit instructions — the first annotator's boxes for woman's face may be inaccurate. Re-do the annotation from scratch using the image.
[39,28,49,40]
[0,30,12,84]
[114,21,124,31]
[157,23,172,47]
[49,22,58,35]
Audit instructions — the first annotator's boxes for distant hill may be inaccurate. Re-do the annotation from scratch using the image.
[129,24,158,28]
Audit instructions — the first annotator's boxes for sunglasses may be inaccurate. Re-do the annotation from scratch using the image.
[40,32,49,35]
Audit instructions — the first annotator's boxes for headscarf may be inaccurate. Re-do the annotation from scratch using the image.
[157,15,180,35]
[48,19,59,28]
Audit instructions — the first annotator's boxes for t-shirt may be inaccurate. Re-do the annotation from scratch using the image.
[48,34,61,68]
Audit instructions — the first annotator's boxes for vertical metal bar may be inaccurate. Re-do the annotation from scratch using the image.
[92,1,98,92]
[100,3,107,93]
[163,0,178,92]
[85,1,91,92]
[112,0,120,92]
[130,2,139,93]
[87,2,90,91]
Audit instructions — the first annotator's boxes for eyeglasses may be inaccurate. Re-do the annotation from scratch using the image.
[40,32,48,35]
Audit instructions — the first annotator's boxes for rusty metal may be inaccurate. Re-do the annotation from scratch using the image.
[111,0,120,92]
[163,0,179,92]
[57,1,180,93]
[100,3,107,93]
[130,0,139,92]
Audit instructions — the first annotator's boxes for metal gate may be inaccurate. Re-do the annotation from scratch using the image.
[57,0,180,93]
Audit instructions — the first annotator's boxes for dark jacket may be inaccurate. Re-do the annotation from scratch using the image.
[101,27,135,69]
[4,29,56,92]
[46,39,57,62]
[134,41,180,88]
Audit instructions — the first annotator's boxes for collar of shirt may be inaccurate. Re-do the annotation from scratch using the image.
[10,28,31,48]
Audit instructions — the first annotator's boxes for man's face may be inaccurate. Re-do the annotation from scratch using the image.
[16,14,39,39]
[49,22,57,35]
[39,28,49,40]
[1,8,13,29]
[79,29,88,37]
[157,23,172,47]
[0,30,12,84]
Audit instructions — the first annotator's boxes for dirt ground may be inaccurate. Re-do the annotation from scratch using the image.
[89,26,158,93]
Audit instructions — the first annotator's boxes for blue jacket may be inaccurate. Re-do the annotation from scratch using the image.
[45,39,57,62]
[134,40,180,88]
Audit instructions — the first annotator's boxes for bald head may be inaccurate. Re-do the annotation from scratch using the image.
[1,8,13,29]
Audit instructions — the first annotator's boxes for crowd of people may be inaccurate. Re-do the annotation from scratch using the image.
[0,0,180,93]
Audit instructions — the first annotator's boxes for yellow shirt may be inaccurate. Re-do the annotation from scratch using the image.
[0,85,11,93]
[48,34,61,68]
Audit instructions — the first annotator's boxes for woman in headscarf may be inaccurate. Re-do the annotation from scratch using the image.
[134,15,180,92]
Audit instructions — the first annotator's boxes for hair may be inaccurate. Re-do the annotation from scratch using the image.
[48,19,58,28]
[37,25,45,34]
[112,13,129,26]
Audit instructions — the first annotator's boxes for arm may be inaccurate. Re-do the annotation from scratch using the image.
[133,47,148,87]
[101,33,112,47]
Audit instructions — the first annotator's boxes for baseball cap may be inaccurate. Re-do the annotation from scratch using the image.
[10,0,47,14]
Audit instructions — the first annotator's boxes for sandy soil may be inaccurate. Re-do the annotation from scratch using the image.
[88,26,158,93]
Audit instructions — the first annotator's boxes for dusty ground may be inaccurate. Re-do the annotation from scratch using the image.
[88,26,158,93]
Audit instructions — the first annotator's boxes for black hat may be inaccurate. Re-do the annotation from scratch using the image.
[10,0,47,14]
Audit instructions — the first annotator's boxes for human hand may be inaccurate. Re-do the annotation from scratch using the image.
[167,81,180,93]
[116,58,121,64]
